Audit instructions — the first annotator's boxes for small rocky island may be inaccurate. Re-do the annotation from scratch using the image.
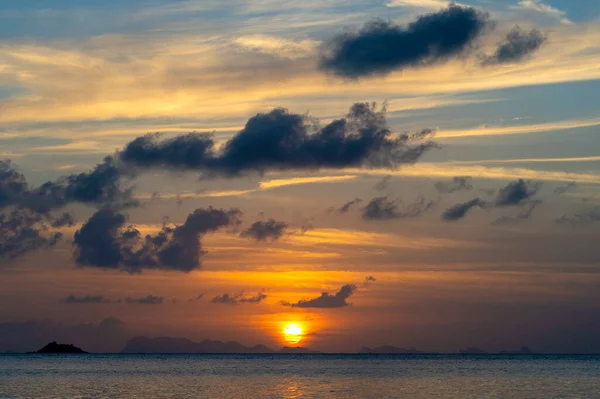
[32,342,88,354]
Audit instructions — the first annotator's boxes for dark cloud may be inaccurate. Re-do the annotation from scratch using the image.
[300,222,314,234]
[62,156,136,208]
[556,207,600,225]
[120,103,436,177]
[74,207,241,273]
[0,209,63,260]
[64,295,111,304]
[188,293,204,302]
[373,175,392,191]
[363,276,377,287]
[338,198,363,214]
[494,179,540,207]
[73,208,135,269]
[554,182,577,195]
[492,201,541,225]
[483,26,546,65]
[120,133,215,171]
[282,284,357,308]
[211,292,267,305]
[0,157,135,260]
[319,4,491,78]
[125,295,164,305]
[239,292,268,304]
[435,176,473,194]
[442,198,484,221]
[362,196,436,221]
[443,179,541,222]
[0,160,29,209]
[1,157,135,214]
[241,219,288,241]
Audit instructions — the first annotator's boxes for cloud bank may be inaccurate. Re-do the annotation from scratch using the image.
[120,103,436,177]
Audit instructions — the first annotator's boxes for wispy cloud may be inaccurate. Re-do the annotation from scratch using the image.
[440,156,600,165]
[233,35,319,60]
[386,0,453,9]
[138,175,357,200]
[511,0,572,24]
[437,118,600,139]
[352,165,600,184]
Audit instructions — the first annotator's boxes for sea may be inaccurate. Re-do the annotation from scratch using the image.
[1,354,599,398]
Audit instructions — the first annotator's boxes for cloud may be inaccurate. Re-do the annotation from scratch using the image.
[512,0,571,24]
[233,35,319,60]
[0,209,65,260]
[554,182,576,195]
[240,219,288,242]
[239,292,268,303]
[1,158,136,214]
[483,26,546,65]
[73,207,241,273]
[437,118,600,139]
[64,295,112,304]
[188,293,205,302]
[125,295,164,305]
[494,179,541,207]
[120,103,436,177]
[443,179,541,221]
[282,284,357,308]
[442,198,484,221]
[435,176,473,193]
[338,198,363,214]
[556,207,600,225]
[386,0,453,9]
[363,276,377,287]
[362,196,436,221]
[492,201,542,225]
[211,292,267,305]
[318,4,490,78]
[0,157,136,259]
[373,175,392,191]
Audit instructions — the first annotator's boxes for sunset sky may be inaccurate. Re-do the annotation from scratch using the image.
[1,0,600,354]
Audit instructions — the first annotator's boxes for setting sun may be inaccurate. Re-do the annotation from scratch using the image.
[283,324,304,345]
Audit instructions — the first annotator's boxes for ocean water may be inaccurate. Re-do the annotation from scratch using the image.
[1,354,599,398]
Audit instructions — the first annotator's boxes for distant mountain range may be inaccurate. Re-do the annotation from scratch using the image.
[359,346,427,354]
[121,336,320,354]
[15,336,537,355]
[121,336,273,353]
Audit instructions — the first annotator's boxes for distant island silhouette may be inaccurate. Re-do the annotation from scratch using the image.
[360,346,426,354]
[32,342,88,354]
[7,336,539,355]
[122,336,276,354]
[279,346,320,354]
[119,336,535,355]
[121,336,323,354]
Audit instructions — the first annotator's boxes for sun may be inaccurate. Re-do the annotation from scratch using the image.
[283,323,304,345]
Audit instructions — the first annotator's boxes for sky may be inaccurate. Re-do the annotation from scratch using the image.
[1,0,600,354]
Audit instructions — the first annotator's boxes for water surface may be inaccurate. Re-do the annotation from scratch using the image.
[1,354,598,398]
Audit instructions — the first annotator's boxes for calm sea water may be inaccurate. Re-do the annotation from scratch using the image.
[1,354,599,398]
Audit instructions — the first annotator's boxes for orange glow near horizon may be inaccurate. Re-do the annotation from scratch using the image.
[283,323,304,345]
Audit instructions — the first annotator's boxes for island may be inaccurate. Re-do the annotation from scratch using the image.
[32,342,88,354]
